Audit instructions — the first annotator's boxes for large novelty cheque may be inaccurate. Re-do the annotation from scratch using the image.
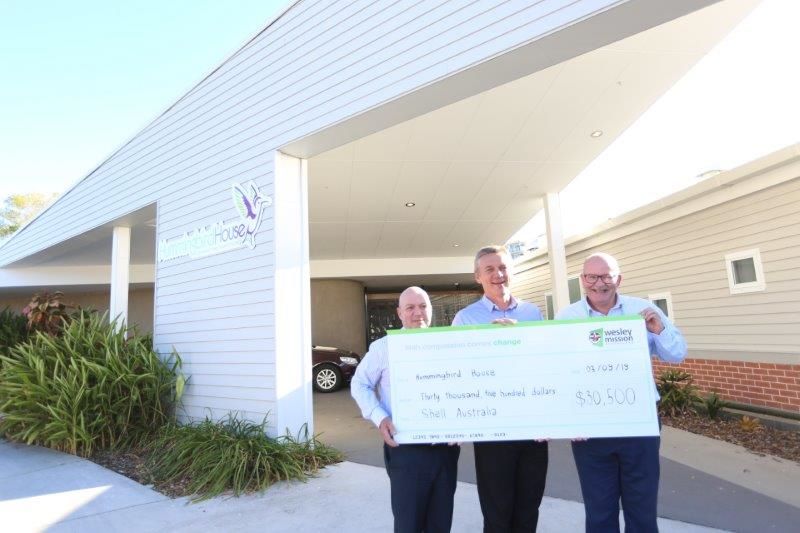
[387,316,659,444]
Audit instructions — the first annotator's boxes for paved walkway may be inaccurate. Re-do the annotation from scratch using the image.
[2,440,724,533]
[2,389,799,532]
[315,389,800,532]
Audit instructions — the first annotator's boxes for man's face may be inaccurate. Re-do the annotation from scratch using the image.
[581,256,622,310]
[397,290,432,329]
[475,252,512,299]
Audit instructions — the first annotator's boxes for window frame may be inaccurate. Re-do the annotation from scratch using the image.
[724,248,766,294]
[567,275,582,304]
[647,291,674,320]
[544,292,554,320]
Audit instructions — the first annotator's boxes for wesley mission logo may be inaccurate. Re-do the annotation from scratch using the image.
[158,181,272,262]
[589,327,634,347]
[589,328,604,347]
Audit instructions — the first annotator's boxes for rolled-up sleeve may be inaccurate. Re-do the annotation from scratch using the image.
[350,338,390,427]
[649,308,687,363]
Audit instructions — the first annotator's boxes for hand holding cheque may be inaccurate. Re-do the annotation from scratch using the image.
[387,316,659,444]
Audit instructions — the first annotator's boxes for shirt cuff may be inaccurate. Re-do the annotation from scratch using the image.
[370,407,389,428]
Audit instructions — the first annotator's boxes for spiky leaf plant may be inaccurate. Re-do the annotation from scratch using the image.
[0,310,183,456]
[147,415,342,501]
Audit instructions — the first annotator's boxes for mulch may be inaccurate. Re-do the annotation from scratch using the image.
[662,412,800,464]
[90,448,191,498]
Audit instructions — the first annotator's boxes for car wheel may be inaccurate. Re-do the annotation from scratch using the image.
[314,364,342,392]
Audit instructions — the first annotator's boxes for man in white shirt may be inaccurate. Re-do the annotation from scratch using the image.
[351,286,460,533]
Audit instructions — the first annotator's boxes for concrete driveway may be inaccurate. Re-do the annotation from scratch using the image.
[314,388,800,533]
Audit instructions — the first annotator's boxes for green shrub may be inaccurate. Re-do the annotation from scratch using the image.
[147,415,342,501]
[0,307,28,357]
[0,311,183,456]
[702,391,728,419]
[657,369,700,417]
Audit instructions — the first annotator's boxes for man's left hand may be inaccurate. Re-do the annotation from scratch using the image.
[640,308,664,334]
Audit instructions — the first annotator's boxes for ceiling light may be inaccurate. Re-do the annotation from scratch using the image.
[590,130,603,138]
[452,244,459,247]
[404,202,416,207]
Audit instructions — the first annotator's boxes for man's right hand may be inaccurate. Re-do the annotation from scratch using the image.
[379,417,399,447]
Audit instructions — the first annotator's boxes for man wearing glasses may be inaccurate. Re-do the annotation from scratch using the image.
[556,252,686,533]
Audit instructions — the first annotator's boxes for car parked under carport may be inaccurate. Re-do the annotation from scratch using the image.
[312,346,360,392]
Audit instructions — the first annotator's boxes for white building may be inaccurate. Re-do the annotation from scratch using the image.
[0,0,759,435]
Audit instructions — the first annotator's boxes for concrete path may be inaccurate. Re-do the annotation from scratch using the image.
[1,388,799,532]
[1,440,722,533]
[316,389,800,533]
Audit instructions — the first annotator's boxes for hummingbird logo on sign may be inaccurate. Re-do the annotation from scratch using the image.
[231,181,272,249]
[589,328,604,347]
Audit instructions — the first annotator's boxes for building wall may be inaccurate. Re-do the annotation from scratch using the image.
[1,287,154,334]
[310,279,366,355]
[515,175,800,414]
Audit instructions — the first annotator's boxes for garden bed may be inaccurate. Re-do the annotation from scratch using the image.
[662,413,800,464]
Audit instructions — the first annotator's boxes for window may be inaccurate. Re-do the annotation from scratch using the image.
[648,292,674,319]
[724,249,766,294]
[568,276,582,304]
[544,293,554,320]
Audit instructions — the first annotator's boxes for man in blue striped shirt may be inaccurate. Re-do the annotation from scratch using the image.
[556,252,686,533]
[452,245,547,533]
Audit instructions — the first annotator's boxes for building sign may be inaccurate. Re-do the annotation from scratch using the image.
[158,181,272,262]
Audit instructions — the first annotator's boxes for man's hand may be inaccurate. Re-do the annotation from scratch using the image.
[379,417,399,447]
[640,308,664,334]
[492,318,517,326]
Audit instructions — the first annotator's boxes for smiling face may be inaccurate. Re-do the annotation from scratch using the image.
[581,254,622,313]
[475,252,512,303]
[396,287,432,329]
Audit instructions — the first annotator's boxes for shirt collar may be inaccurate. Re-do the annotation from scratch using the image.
[581,294,623,315]
[480,294,519,312]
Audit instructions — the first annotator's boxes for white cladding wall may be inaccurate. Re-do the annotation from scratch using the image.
[514,177,800,360]
[0,1,634,426]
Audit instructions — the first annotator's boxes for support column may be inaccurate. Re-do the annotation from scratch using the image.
[273,151,313,439]
[110,226,131,330]
[544,193,570,313]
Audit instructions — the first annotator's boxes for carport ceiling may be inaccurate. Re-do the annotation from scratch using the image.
[307,0,754,261]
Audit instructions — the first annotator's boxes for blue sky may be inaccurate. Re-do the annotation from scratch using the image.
[0,0,286,199]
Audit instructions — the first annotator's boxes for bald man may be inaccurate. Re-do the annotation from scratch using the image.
[352,286,461,533]
[556,252,687,533]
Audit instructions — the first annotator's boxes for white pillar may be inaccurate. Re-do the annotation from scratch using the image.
[544,193,570,313]
[110,226,131,330]
[273,151,313,439]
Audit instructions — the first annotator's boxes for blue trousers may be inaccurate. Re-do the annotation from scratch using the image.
[571,436,661,533]
[384,443,461,533]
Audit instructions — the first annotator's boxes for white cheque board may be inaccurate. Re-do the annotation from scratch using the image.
[387,316,659,444]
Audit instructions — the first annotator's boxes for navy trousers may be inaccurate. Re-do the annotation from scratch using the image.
[571,435,661,533]
[383,443,461,533]
[474,440,549,532]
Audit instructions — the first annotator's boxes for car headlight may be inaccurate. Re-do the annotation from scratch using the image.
[339,356,359,365]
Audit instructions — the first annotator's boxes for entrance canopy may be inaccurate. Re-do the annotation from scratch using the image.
[304,0,757,288]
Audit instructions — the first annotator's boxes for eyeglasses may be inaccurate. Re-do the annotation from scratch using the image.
[582,273,617,283]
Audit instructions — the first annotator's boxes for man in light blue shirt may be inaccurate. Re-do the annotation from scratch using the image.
[452,245,547,533]
[351,286,460,533]
[556,252,687,533]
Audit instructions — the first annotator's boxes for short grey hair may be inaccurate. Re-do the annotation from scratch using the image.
[583,252,621,275]
[473,245,510,272]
